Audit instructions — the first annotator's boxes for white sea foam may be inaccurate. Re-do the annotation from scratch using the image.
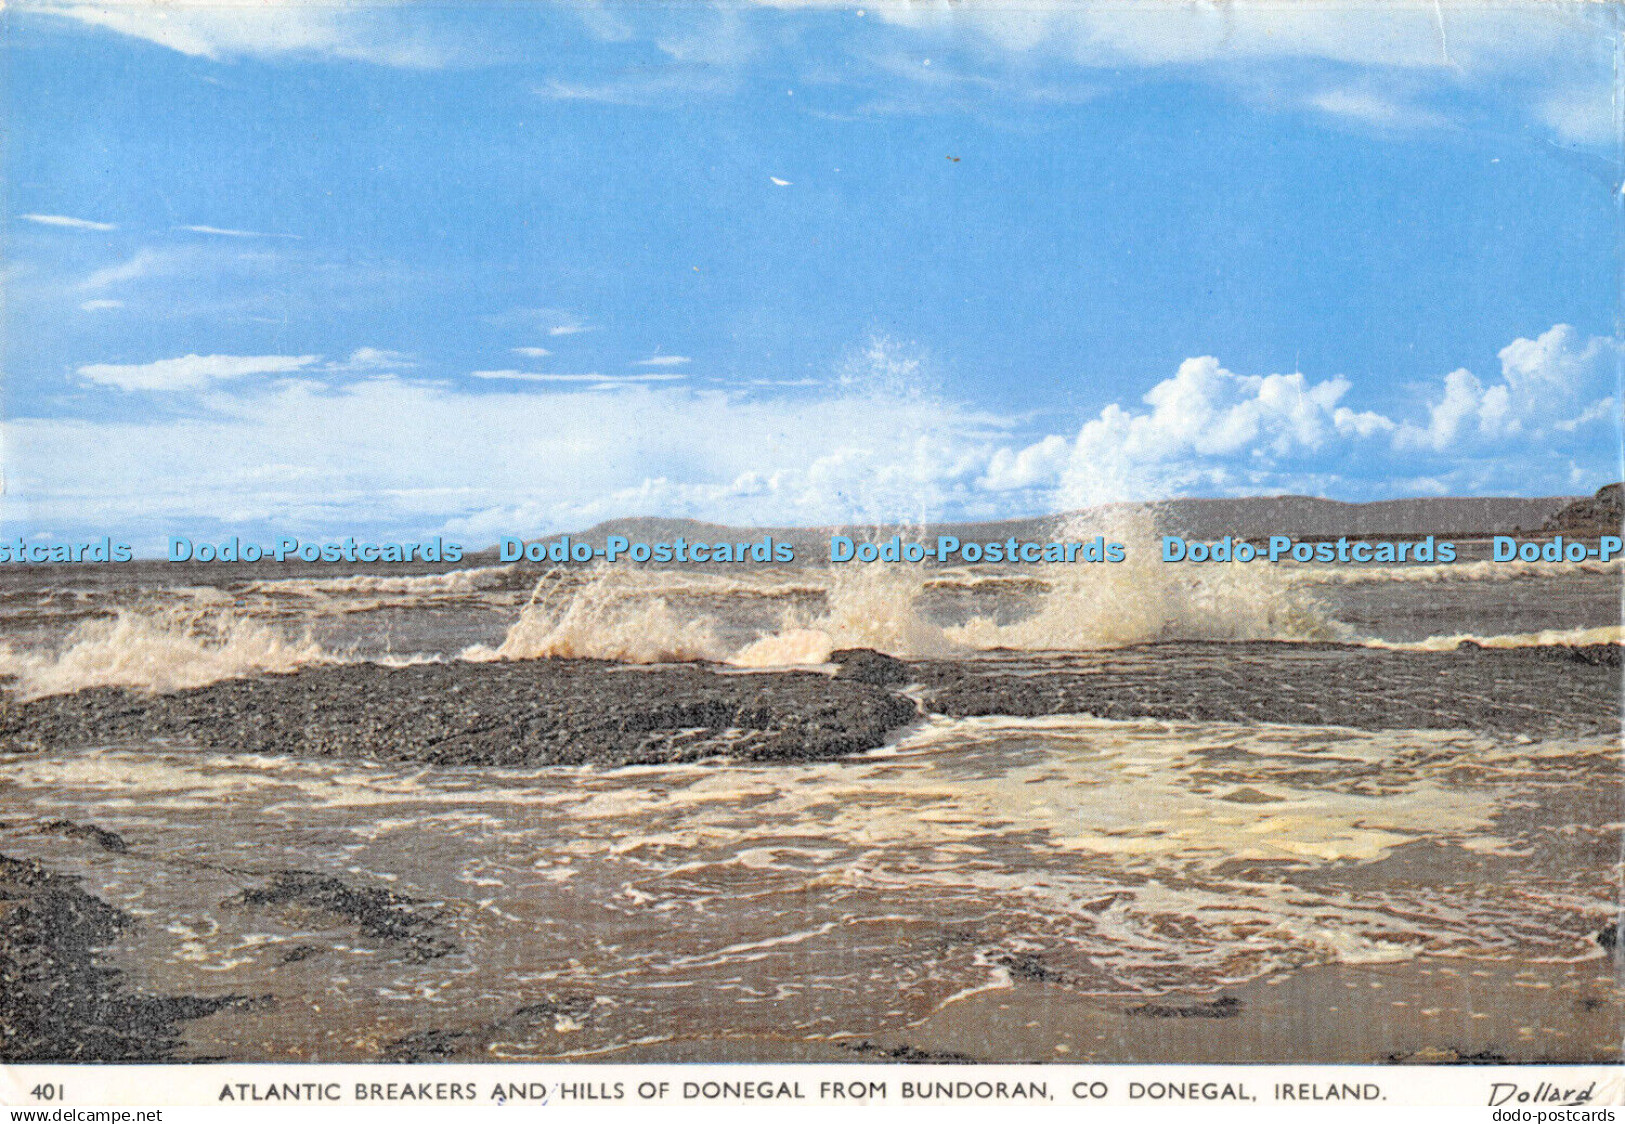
[245,565,516,598]
[1372,624,1624,652]
[0,609,331,699]
[1290,556,1623,586]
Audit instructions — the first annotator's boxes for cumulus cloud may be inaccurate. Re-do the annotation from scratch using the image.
[979,325,1614,507]
[76,353,320,392]
[1395,324,1619,450]
[17,327,1617,544]
[1067,360,1378,504]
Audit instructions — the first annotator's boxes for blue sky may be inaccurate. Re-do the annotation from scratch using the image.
[4,1,1621,548]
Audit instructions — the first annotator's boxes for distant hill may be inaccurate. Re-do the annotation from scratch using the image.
[473,493,1585,562]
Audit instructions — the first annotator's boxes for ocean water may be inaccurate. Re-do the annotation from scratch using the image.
[0,531,1619,1060]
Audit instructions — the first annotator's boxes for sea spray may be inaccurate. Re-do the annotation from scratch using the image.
[0,608,330,699]
[474,507,1347,669]
[467,567,727,664]
[731,562,959,665]
[948,508,1344,650]
[735,507,1344,663]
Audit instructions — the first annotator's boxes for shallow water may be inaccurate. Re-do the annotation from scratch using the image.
[1,708,1615,1060]
[0,551,1619,1060]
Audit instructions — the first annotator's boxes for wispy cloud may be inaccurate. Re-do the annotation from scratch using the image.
[539,69,733,108]
[176,224,301,239]
[77,249,166,291]
[325,347,415,372]
[76,353,320,392]
[634,355,691,367]
[470,370,685,386]
[79,299,124,312]
[27,1,459,68]
[488,307,597,336]
[511,346,553,358]
[22,213,116,231]
[1307,88,1452,131]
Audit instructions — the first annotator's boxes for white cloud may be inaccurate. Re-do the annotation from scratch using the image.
[470,370,687,387]
[1396,324,1619,450]
[77,249,166,291]
[22,213,116,231]
[16,327,1617,543]
[860,2,1586,72]
[327,347,414,371]
[980,434,1069,491]
[539,70,733,107]
[79,299,124,311]
[1307,88,1452,130]
[28,1,455,68]
[1049,358,1366,505]
[4,375,1013,541]
[511,347,552,358]
[548,324,592,337]
[978,324,1616,508]
[634,355,691,367]
[1540,85,1617,146]
[177,224,300,239]
[76,353,320,392]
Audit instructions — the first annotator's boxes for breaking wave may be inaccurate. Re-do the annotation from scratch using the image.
[464,570,728,664]
[0,609,332,700]
[480,509,1345,668]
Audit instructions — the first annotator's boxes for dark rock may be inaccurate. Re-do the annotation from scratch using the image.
[998,952,1066,983]
[1541,483,1623,533]
[36,819,129,854]
[1597,922,1617,951]
[1125,995,1242,1019]
[830,648,911,687]
[0,852,243,1061]
[385,1027,475,1062]
[278,944,323,964]
[840,1039,976,1063]
[911,641,1621,739]
[511,996,595,1023]
[1385,1047,1513,1065]
[0,659,919,768]
[229,871,456,961]
[383,996,599,1062]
